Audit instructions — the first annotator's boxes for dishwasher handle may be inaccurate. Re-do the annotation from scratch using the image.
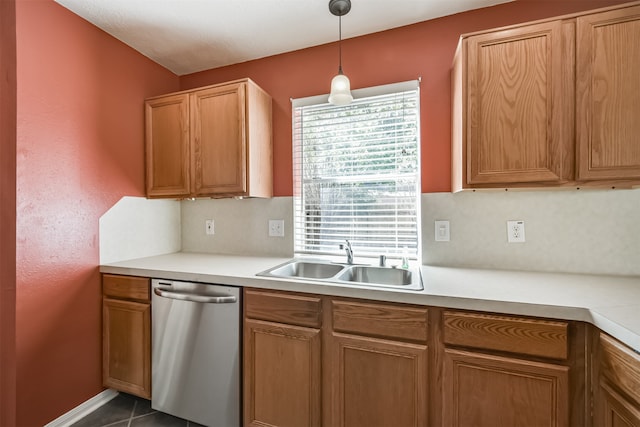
[154,285,237,304]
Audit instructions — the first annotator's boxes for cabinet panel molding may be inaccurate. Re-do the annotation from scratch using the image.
[599,380,640,427]
[145,94,190,197]
[102,298,151,399]
[191,83,246,195]
[330,332,428,427]
[461,20,572,187]
[443,348,569,427]
[576,4,640,181]
[244,319,321,427]
[600,333,640,404]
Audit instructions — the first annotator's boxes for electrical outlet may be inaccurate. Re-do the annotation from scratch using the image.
[269,219,285,237]
[205,219,215,235]
[507,220,525,243]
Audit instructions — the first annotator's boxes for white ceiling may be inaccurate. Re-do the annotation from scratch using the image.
[54,0,513,76]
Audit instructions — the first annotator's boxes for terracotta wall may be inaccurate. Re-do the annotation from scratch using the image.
[6,0,634,425]
[181,0,632,196]
[1,0,17,424]
[14,0,178,425]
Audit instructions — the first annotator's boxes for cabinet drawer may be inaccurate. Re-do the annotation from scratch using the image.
[444,311,568,360]
[600,333,640,404]
[245,289,322,328]
[332,300,428,343]
[102,274,150,302]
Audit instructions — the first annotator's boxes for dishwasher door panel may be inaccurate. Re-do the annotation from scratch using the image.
[152,280,240,427]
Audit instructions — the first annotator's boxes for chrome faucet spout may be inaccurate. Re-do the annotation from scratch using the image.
[339,239,354,264]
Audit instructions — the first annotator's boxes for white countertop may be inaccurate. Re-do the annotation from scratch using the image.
[100,251,640,353]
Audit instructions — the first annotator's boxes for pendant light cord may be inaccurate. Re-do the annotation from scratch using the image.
[338,15,343,74]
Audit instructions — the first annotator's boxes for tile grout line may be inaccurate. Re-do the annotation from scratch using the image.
[127,400,137,427]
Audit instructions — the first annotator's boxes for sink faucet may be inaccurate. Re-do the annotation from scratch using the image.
[339,239,354,264]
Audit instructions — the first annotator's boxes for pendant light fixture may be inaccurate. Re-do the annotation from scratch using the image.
[328,0,353,105]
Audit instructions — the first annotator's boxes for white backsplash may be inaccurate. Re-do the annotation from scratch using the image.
[100,189,640,277]
[181,197,294,258]
[99,196,181,264]
[421,189,640,276]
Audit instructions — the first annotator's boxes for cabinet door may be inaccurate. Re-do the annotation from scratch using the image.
[145,94,190,198]
[597,333,640,426]
[443,348,569,427]
[598,381,640,427]
[102,298,151,399]
[465,20,572,186]
[329,333,428,427]
[576,5,640,181]
[244,319,321,427]
[191,82,247,196]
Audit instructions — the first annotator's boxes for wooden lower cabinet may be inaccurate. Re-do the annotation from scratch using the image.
[443,348,569,427]
[599,381,640,427]
[102,274,151,399]
[244,289,637,427]
[595,333,640,427]
[442,310,573,427]
[330,333,428,427]
[244,289,323,427]
[243,289,429,427]
[243,319,322,427]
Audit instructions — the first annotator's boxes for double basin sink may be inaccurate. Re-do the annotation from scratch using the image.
[257,259,423,291]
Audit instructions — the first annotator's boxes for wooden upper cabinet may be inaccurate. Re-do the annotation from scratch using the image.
[191,83,246,195]
[145,78,272,199]
[453,20,573,189]
[145,94,190,197]
[453,2,640,190]
[576,5,640,181]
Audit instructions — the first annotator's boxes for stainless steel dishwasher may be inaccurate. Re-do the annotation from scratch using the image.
[151,279,240,427]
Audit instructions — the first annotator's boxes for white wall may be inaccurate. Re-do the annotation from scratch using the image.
[179,189,640,276]
[99,196,181,264]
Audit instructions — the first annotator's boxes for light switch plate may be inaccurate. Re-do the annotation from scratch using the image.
[205,219,214,235]
[435,220,450,242]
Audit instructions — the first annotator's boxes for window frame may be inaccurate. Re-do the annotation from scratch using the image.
[291,80,422,261]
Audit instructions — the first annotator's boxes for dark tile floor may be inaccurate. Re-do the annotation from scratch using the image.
[70,392,205,427]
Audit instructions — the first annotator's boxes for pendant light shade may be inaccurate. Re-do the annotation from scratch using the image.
[328,68,353,105]
[328,0,353,106]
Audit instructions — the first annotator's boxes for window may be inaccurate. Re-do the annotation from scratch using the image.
[292,80,421,261]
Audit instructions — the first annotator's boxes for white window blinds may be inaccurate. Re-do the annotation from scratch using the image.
[292,81,421,260]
